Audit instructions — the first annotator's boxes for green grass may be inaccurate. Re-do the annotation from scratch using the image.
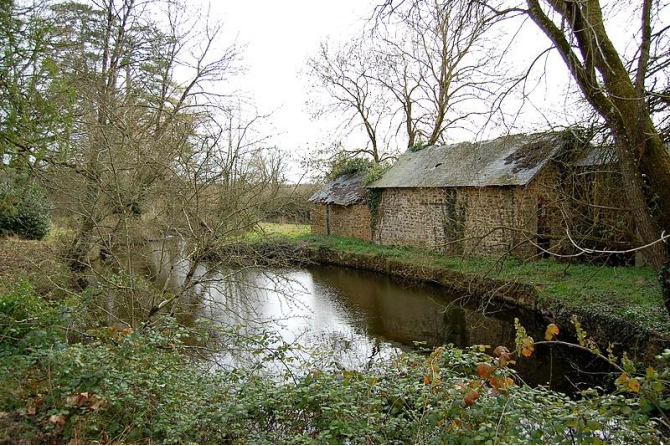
[239,225,667,335]
[257,222,311,239]
[272,232,667,335]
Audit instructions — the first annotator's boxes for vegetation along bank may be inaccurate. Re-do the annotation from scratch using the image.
[1,235,669,444]
[227,224,670,361]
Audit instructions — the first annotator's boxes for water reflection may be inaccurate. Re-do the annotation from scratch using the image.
[97,241,615,394]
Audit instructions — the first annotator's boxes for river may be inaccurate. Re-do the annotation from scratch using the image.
[96,240,615,395]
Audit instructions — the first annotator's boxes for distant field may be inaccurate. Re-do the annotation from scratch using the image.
[257,222,311,239]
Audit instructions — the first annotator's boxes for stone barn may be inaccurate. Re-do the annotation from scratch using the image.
[309,172,372,241]
[368,132,585,258]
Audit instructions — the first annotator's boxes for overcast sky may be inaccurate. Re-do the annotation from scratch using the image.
[192,1,657,181]
[199,0,377,174]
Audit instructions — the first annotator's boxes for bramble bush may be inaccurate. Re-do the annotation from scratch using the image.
[0,280,667,444]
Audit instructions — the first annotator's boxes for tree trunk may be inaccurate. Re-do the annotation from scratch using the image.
[526,0,670,268]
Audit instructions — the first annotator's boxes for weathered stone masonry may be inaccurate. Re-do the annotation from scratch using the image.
[374,185,540,258]
[311,203,372,241]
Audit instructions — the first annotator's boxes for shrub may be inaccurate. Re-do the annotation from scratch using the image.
[0,182,51,240]
[326,157,374,180]
[409,139,429,152]
[362,162,391,186]
[0,280,59,350]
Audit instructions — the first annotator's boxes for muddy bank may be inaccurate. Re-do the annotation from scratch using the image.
[210,241,670,360]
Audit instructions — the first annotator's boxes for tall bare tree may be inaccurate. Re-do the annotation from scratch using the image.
[376,0,670,312]
[307,0,500,163]
[374,0,499,146]
[306,38,394,163]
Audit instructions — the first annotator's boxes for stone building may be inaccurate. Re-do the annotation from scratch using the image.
[309,172,373,241]
[368,132,594,258]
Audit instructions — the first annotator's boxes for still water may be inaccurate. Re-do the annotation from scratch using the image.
[100,241,614,394]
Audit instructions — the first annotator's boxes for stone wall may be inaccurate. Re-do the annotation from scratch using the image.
[310,203,372,241]
[373,188,450,250]
[461,186,538,258]
[374,184,542,258]
[311,204,328,235]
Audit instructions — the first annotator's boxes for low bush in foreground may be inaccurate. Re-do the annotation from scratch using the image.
[0,280,667,444]
[0,283,663,443]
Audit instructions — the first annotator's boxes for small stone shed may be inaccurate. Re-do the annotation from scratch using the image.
[368,132,579,258]
[309,172,372,241]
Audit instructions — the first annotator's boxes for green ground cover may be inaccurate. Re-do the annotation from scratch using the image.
[0,230,668,443]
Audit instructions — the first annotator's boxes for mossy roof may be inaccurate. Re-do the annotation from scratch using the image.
[369,132,571,189]
[308,172,367,206]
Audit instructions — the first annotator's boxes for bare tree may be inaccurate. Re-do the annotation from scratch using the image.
[373,0,499,146]
[518,0,670,273]
[307,0,500,164]
[306,38,395,163]
[375,0,670,313]
[41,0,243,269]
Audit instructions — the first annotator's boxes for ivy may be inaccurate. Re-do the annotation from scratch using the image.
[362,163,391,186]
[366,189,383,238]
[409,139,429,152]
[326,158,373,180]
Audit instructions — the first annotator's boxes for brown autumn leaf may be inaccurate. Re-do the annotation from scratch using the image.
[49,414,66,427]
[499,377,515,389]
[89,396,106,411]
[521,338,534,357]
[491,376,515,395]
[67,392,90,407]
[423,376,431,385]
[493,346,509,358]
[477,363,495,379]
[463,389,480,407]
[545,323,560,341]
[629,378,641,393]
[615,373,629,387]
[493,346,512,367]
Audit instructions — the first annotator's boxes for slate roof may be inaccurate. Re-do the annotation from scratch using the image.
[369,132,571,189]
[574,142,670,167]
[308,172,368,206]
[574,145,617,167]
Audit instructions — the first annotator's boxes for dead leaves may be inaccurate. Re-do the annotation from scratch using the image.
[476,363,495,379]
[616,373,641,393]
[545,323,560,341]
[108,323,133,341]
[48,414,66,427]
[65,392,106,411]
[463,389,480,407]
[25,392,106,434]
[493,346,512,368]
[490,376,515,395]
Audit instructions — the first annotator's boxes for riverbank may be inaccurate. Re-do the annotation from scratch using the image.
[229,224,670,359]
[0,234,668,444]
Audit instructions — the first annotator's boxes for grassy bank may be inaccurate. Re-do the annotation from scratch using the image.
[253,224,668,343]
[0,233,668,443]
